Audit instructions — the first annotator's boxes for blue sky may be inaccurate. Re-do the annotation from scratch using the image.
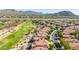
[17,9,79,15]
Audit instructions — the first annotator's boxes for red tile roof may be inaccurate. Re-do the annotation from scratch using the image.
[32,39,49,50]
[31,27,49,50]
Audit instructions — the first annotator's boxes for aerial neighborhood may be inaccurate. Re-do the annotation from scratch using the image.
[0,9,79,50]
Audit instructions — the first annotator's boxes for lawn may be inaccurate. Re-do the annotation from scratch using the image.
[0,22,33,50]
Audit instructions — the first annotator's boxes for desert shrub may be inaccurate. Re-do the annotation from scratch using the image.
[49,44,55,50]
[60,38,71,50]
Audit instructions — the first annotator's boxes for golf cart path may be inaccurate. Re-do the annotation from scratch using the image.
[0,24,21,39]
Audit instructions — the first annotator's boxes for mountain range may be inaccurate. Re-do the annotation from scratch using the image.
[0,9,77,16]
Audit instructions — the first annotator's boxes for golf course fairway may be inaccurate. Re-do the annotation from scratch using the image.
[0,22,33,50]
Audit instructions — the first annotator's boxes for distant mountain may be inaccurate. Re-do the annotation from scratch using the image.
[23,11,42,15]
[0,9,78,19]
[52,11,76,16]
[0,9,77,16]
[0,9,17,12]
[0,9,42,15]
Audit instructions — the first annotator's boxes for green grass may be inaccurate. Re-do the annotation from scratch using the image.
[0,22,33,50]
